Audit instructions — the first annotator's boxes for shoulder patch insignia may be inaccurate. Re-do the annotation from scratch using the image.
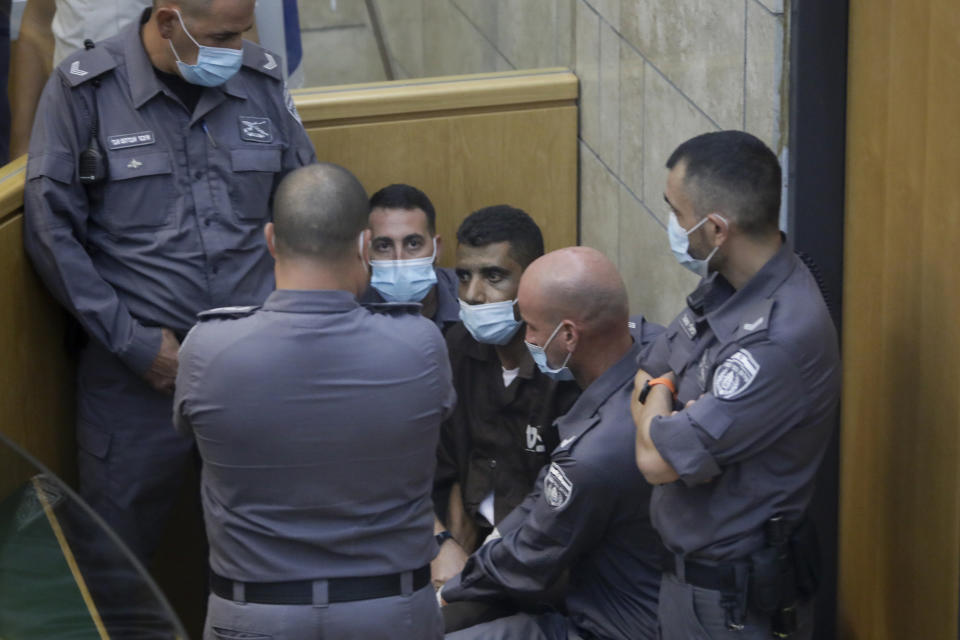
[284,84,302,124]
[263,52,278,71]
[362,301,422,316]
[197,305,260,321]
[544,462,573,510]
[712,348,760,400]
[59,46,116,87]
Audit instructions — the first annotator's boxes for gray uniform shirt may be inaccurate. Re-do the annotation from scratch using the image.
[23,14,316,374]
[641,242,841,562]
[174,290,456,582]
[443,342,662,640]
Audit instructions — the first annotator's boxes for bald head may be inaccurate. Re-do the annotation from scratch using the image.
[272,163,369,261]
[519,247,629,333]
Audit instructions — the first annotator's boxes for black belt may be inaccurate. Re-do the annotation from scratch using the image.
[663,553,740,592]
[210,565,431,605]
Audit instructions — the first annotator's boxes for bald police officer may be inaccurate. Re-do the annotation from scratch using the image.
[23,0,315,560]
[633,131,841,639]
[174,163,454,639]
[443,247,661,640]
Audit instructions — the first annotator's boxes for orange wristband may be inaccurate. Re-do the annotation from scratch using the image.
[648,376,677,397]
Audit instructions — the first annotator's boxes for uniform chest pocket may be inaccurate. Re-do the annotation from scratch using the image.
[229,147,282,221]
[100,151,175,230]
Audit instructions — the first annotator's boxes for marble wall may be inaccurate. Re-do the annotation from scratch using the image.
[296,0,788,325]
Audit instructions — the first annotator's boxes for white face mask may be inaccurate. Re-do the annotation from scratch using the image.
[667,212,726,277]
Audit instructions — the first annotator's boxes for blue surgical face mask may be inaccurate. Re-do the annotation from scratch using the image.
[525,321,575,381]
[667,212,725,277]
[169,10,243,87]
[369,238,438,302]
[459,298,522,345]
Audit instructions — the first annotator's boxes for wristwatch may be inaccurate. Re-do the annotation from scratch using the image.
[638,376,677,405]
[435,530,454,546]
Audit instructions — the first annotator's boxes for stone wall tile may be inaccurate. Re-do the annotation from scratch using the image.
[619,186,700,324]
[297,0,369,29]
[555,0,575,67]
[744,1,784,149]
[621,0,746,129]
[753,0,783,14]
[300,25,386,86]
[580,142,621,263]
[378,0,424,77]
[451,0,498,37]
[619,41,644,201]
[589,0,621,31]
[422,0,509,76]
[575,1,601,151]
[641,64,718,223]
[597,20,621,170]
[497,0,558,69]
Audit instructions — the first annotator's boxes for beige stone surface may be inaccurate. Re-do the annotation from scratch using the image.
[554,0,575,67]
[618,184,699,325]
[579,141,621,263]
[495,0,559,70]
[422,0,511,76]
[575,0,600,154]
[744,1,784,149]
[596,20,621,171]
[641,65,718,224]
[297,0,370,29]
[379,0,425,78]
[621,0,745,129]
[451,0,498,36]
[753,0,784,14]
[300,24,386,87]
[619,42,644,202]
[590,0,621,30]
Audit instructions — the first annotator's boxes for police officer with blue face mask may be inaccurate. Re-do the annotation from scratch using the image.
[633,131,840,639]
[361,184,460,333]
[22,0,316,562]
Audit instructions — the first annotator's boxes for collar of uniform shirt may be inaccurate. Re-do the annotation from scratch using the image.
[262,289,359,314]
[554,341,643,437]
[703,240,794,344]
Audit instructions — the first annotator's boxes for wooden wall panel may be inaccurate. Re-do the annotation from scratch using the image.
[0,157,76,485]
[839,0,960,638]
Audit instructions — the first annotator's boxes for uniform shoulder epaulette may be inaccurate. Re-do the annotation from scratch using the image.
[733,298,776,340]
[196,305,260,321]
[241,40,283,81]
[57,45,117,88]
[362,301,423,316]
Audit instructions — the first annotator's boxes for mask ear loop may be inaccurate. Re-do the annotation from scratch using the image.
[701,214,729,264]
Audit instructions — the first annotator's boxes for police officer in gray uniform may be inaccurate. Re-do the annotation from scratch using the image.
[632,131,841,639]
[443,247,661,640]
[174,163,455,640]
[23,0,315,560]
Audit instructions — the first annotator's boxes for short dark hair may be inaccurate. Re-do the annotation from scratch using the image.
[666,130,781,236]
[456,205,544,268]
[272,163,369,260]
[369,184,437,234]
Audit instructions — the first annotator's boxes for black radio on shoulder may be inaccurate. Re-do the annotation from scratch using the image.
[78,39,107,185]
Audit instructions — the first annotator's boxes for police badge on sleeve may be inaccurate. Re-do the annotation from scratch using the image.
[544,462,573,509]
[712,348,760,400]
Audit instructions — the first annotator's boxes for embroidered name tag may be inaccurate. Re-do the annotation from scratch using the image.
[239,116,274,143]
[108,131,155,150]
